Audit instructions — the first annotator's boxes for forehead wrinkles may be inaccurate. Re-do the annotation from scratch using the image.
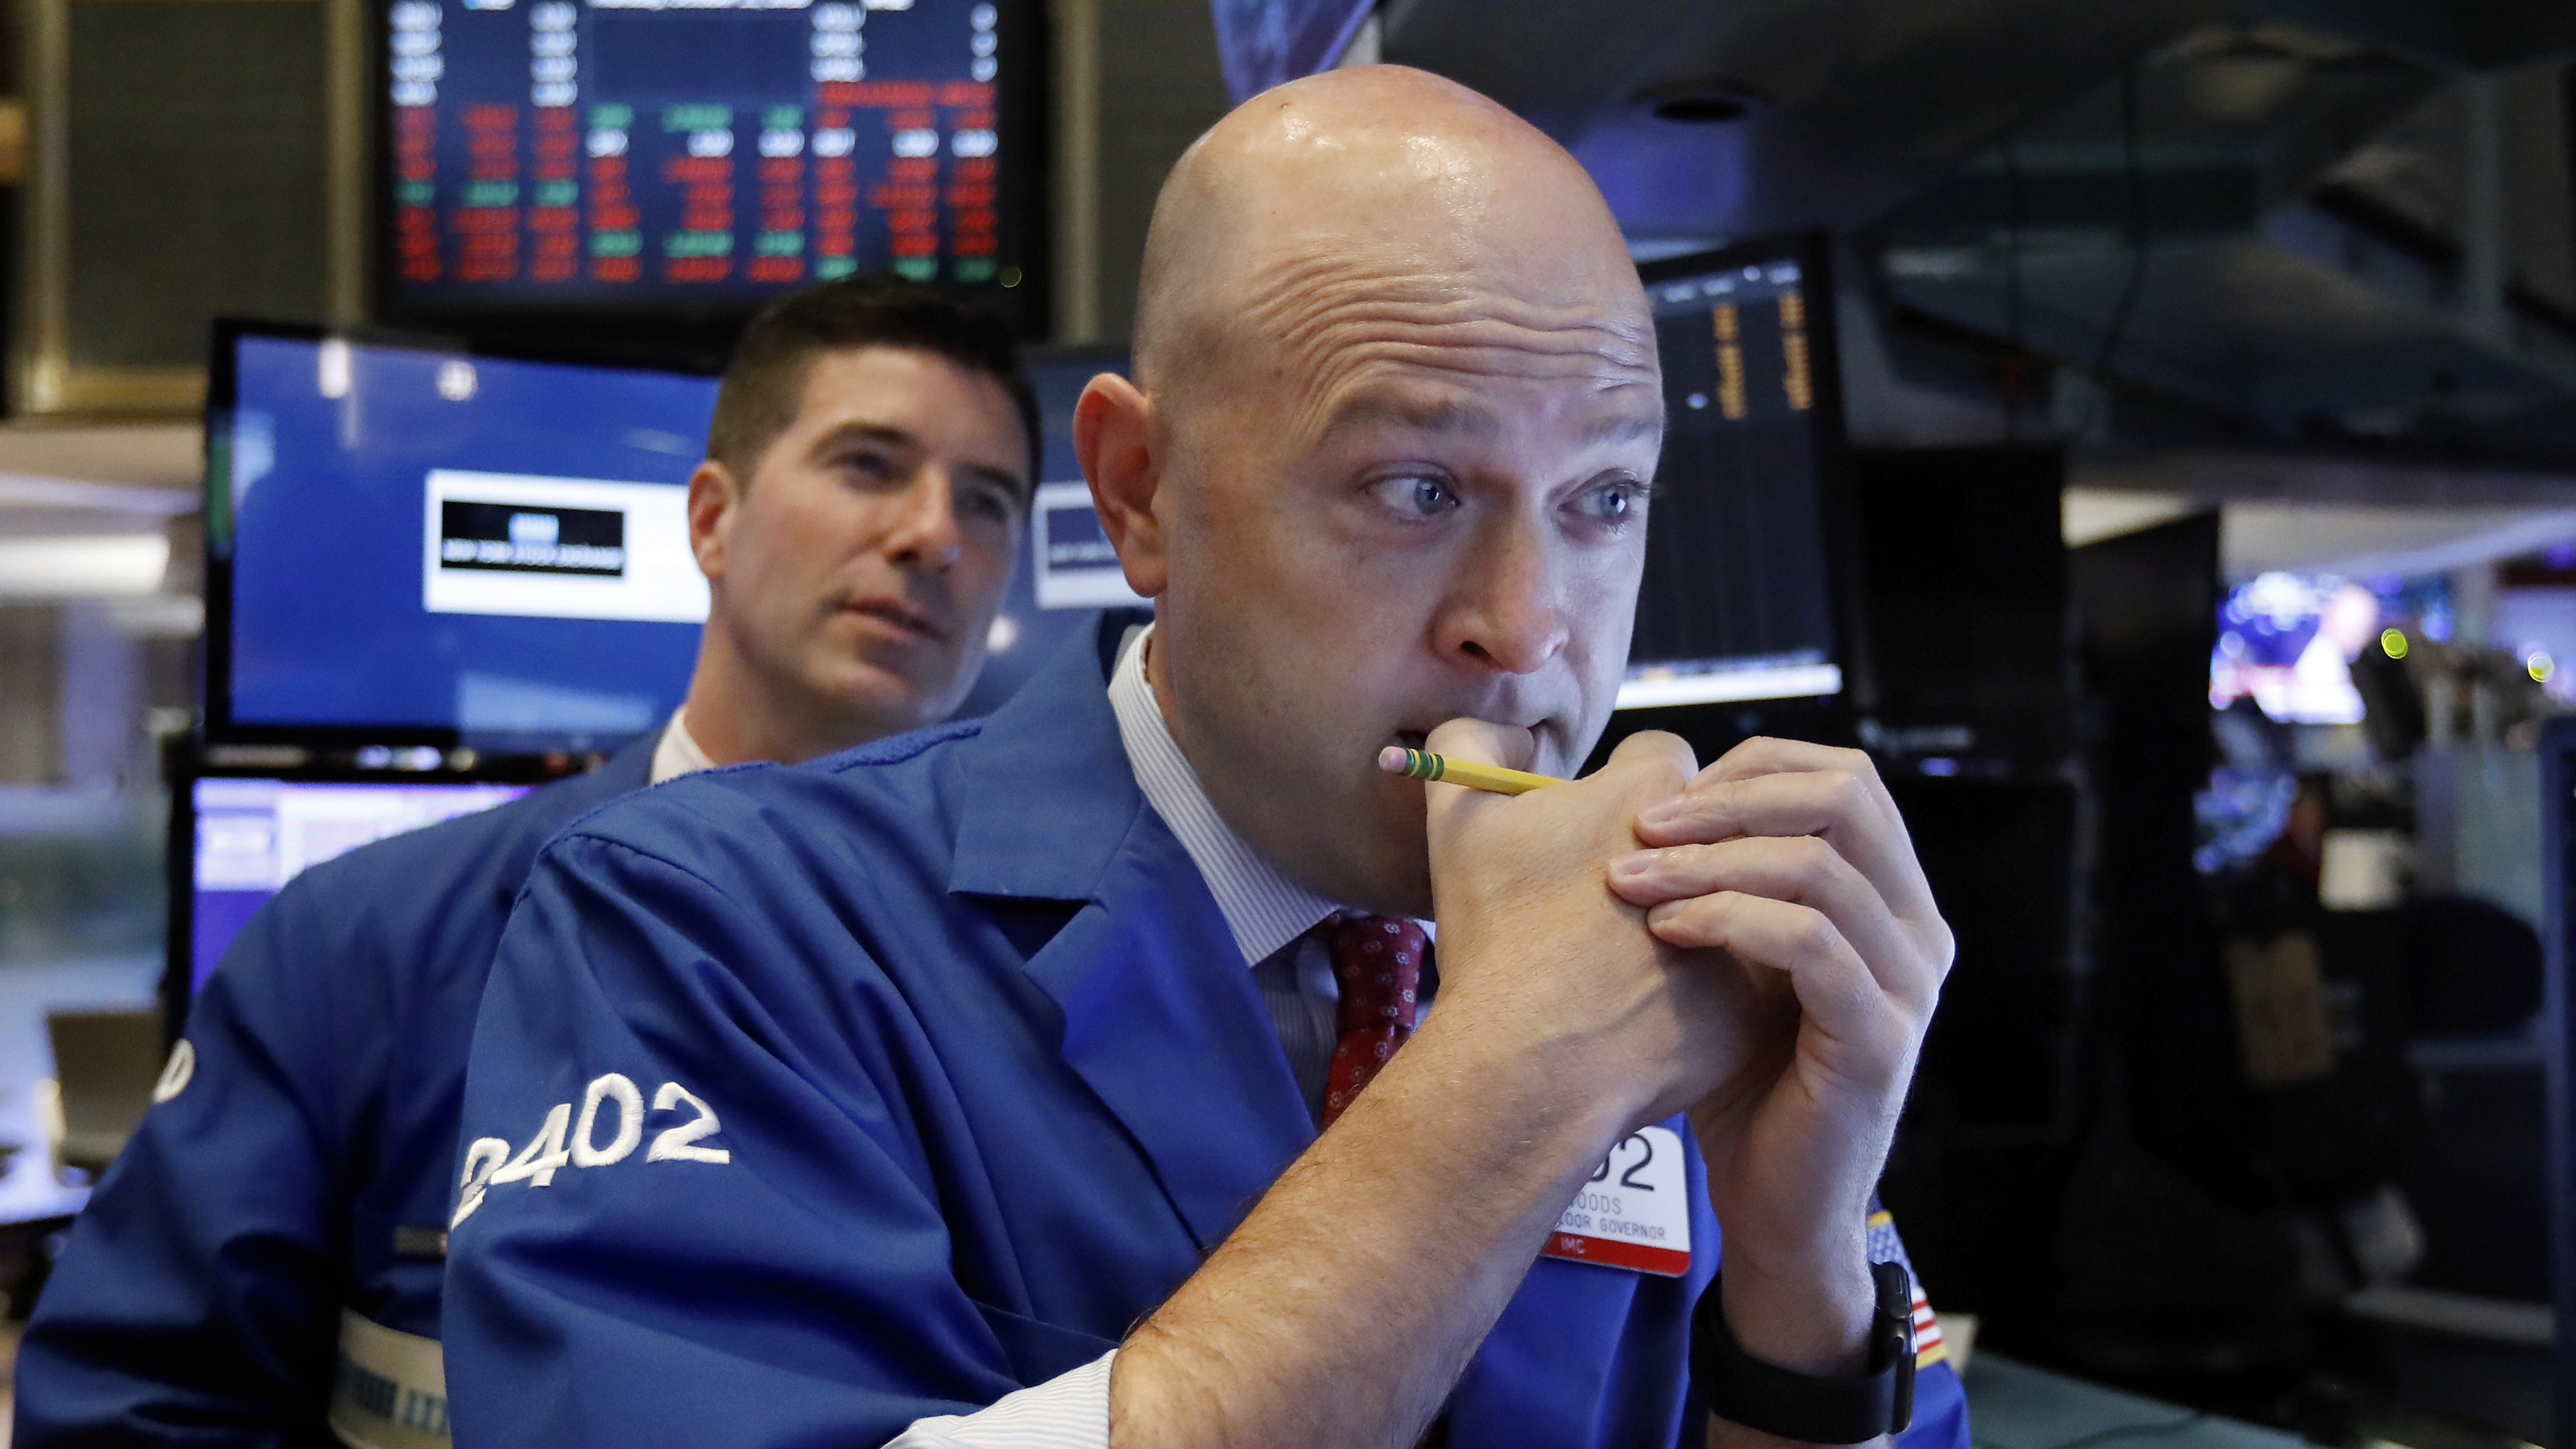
[1225,249,1656,442]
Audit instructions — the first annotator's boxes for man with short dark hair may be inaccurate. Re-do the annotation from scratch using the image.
[17,273,1036,1449]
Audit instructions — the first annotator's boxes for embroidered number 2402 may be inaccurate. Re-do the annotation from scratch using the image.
[452,1073,727,1227]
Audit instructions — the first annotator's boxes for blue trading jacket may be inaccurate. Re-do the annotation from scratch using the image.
[17,739,656,1449]
[445,621,1969,1448]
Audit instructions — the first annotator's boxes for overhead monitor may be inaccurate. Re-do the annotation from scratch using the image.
[1622,234,1854,712]
[208,320,720,752]
[178,775,534,995]
[377,0,1037,329]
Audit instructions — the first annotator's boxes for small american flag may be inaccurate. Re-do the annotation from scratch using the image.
[1866,1206,1946,1369]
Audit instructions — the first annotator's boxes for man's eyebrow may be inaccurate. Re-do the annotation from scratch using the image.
[1318,393,1503,443]
[1581,410,1665,447]
[807,420,1031,504]
[1318,394,1666,450]
[805,419,919,459]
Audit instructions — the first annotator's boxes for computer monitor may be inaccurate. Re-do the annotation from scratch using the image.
[173,774,535,999]
[376,0,1040,336]
[2210,571,2381,726]
[207,320,720,753]
[1621,233,1855,715]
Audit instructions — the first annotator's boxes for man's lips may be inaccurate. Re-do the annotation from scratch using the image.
[1388,716,1563,761]
[1393,712,1557,744]
[840,596,948,644]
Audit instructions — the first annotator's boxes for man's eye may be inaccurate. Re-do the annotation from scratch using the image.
[1574,480,1647,522]
[958,485,1017,523]
[1368,473,1459,519]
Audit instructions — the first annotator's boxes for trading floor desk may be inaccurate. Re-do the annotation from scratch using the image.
[1962,1356,2305,1449]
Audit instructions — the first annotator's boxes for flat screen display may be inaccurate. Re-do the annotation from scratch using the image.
[1623,238,1849,710]
[382,0,1025,311]
[210,324,719,750]
[2210,571,2378,725]
[184,776,533,992]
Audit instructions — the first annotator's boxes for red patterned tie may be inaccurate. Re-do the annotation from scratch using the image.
[1318,913,1428,1127]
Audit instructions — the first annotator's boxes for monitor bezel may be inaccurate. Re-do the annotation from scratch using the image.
[1594,229,1873,762]
[364,0,1051,349]
[201,315,724,753]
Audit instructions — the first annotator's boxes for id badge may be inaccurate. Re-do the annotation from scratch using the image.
[1541,1124,1691,1276]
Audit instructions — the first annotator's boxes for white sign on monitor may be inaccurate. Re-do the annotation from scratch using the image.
[421,469,708,622]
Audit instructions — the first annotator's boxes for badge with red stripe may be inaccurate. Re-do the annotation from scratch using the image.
[1542,1125,1691,1277]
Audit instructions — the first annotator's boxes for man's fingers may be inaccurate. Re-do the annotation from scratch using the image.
[1644,892,1912,1075]
[1641,761,1899,857]
[1607,837,1932,1008]
[1633,765,1943,950]
[1699,736,1894,799]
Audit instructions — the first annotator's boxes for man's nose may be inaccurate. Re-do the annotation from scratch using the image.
[1438,514,1570,675]
[885,467,966,571]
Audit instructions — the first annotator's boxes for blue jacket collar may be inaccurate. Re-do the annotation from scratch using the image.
[949,617,1313,1248]
[949,617,1150,903]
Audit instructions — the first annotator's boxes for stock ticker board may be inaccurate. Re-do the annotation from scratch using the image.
[385,0,1013,306]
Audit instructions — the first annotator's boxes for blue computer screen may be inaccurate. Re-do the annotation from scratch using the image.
[220,331,719,749]
[188,776,534,992]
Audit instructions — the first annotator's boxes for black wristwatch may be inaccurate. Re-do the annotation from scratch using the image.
[1690,1261,1916,1443]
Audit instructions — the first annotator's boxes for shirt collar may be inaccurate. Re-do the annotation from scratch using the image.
[649,707,717,785]
[1108,625,1343,969]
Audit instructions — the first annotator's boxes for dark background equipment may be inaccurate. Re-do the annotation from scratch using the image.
[1850,445,2069,779]
[1857,449,2080,1358]
[2543,714,2576,1449]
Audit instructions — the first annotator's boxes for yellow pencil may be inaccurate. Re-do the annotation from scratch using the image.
[1375,746,1563,796]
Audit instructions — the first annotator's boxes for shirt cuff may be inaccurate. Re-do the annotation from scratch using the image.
[886,1350,1115,1448]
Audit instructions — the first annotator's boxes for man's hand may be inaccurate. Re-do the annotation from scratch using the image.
[1421,719,1782,1130]
[1603,739,1951,1391]
[1114,722,1777,1449]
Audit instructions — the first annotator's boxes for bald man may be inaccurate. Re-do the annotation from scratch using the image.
[444,68,1968,1449]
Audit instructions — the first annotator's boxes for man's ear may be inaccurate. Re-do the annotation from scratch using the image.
[686,459,741,586]
[1073,373,1168,599]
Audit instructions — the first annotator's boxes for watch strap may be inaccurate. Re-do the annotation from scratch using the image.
[1690,1261,1917,1443]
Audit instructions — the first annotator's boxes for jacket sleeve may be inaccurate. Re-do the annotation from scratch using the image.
[15,894,350,1449]
[443,830,1043,1449]
[1900,1357,1970,1449]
